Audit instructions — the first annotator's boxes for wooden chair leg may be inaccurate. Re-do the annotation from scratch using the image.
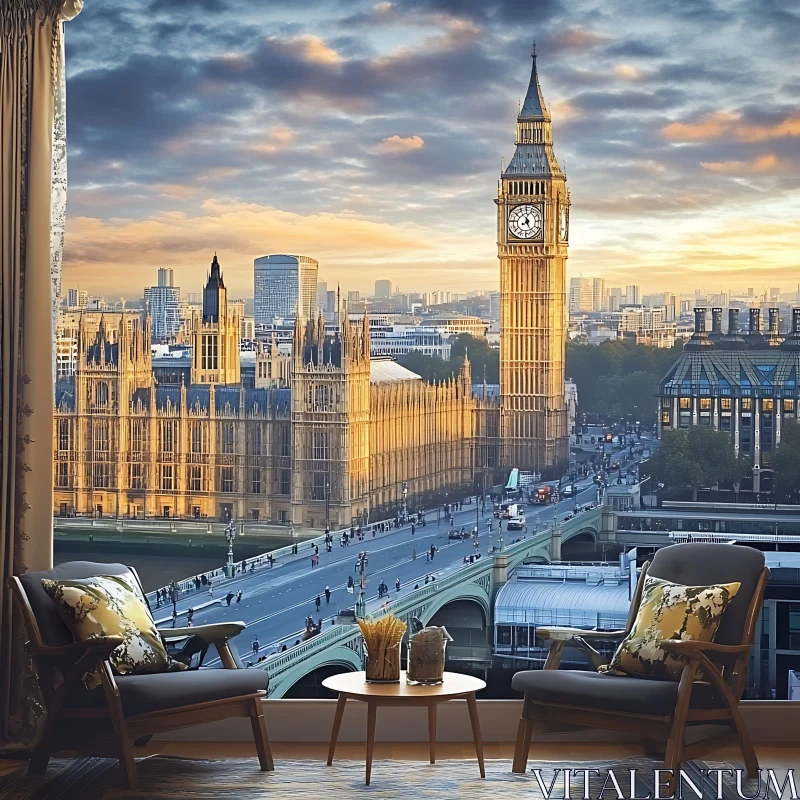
[427,703,437,764]
[729,705,759,778]
[327,695,347,766]
[115,732,139,789]
[250,697,275,772]
[512,716,533,773]
[365,702,377,786]
[28,745,52,776]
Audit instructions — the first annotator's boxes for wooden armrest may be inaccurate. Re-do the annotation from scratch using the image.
[160,622,245,642]
[660,639,751,657]
[537,627,627,642]
[28,636,124,658]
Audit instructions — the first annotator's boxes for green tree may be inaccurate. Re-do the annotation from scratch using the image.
[773,420,800,503]
[653,427,747,501]
[398,333,500,386]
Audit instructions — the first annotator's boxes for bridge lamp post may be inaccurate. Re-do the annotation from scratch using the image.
[355,552,368,620]
[401,480,408,520]
[224,521,236,578]
[325,481,330,533]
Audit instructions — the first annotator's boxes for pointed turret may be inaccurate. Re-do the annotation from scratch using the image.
[519,42,549,121]
[203,253,226,323]
[361,313,371,360]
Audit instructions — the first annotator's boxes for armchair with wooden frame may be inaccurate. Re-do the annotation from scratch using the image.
[511,543,768,779]
[10,561,274,789]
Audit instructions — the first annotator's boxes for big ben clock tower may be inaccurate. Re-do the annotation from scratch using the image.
[497,45,569,475]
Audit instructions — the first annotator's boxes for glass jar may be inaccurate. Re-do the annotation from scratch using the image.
[407,638,447,685]
[364,642,401,683]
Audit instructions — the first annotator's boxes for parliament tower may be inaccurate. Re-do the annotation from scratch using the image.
[497,46,569,475]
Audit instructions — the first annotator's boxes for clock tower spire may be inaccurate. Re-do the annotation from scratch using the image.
[496,48,569,476]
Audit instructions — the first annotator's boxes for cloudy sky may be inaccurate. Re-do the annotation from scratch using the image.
[63,0,800,300]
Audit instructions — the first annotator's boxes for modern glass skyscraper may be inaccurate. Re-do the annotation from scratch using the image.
[254,254,318,324]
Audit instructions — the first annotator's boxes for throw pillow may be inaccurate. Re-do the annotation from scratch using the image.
[599,574,740,681]
[42,574,186,686]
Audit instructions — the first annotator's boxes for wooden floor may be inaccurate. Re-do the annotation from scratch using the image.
[3,741,795,779]
[0,742,800,777]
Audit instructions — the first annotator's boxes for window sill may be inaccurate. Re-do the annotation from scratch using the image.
[155,699,800,744]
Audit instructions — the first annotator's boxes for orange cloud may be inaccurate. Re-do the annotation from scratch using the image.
[247,127,296,155]
[701,154,780,173]
[552,27,611,50]
[271,34,341,65]
[551,99,578,120]
[662,111,800,143]
[376,135,425,154]
[613,64,641,81]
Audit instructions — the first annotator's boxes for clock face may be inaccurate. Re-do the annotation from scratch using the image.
[559,202,569,242]
[508,204,543,240]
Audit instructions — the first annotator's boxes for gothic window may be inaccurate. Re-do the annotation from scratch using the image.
[189,466,202,492]
[131,419,145,452]
[312,431,329,460]
[312,472,327,501]
[279,469,291,495]
[191,422,203,454]
[251,468,261,495]
[161,464,174,491]
[58,419,70,451]
[161,420,176,453]
[221,467,234,493]
[130,463,145,490]
[250,425,262,456]
[315,385,330,411]
[222,421,235,454]
[96,382,109,406]
[92,463,109,489]
[278,425,290,457]
[57,461,69,488]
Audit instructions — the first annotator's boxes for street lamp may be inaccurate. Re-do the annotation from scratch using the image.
[401,480,408,521]
[355,551,368,619]
[224,521,236,578]
[171,579,179,621]
[325,481,330,532]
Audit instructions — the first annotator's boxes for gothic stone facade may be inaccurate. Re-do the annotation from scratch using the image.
[54,311,480,529]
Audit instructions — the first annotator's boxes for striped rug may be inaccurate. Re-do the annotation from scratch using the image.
[0,756,779,799]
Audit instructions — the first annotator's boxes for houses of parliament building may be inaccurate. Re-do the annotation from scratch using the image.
[53,51,568,529]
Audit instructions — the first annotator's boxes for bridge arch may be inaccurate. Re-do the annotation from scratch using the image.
[269,645,361,698]
[419,583,491,626]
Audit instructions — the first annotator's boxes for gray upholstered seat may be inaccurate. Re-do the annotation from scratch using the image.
[66,668,269,715]
[511,669,724,717]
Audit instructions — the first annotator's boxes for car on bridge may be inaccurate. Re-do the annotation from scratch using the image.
[506,516,527,532]
[448,529,471,540]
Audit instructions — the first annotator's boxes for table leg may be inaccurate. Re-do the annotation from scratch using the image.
[428,703,437,764]
[327,695,347,766]
[366,701,377,786]
[466,693,485,779]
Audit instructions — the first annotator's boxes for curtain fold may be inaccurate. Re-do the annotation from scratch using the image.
[0,0,82,742]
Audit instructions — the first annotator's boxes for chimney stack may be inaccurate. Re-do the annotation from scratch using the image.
[694,307,707,333]
[794,308,800,335]
[749,308,761,334]
[769,308,780,333]
[711,308,723,333]
[728,308,739,334]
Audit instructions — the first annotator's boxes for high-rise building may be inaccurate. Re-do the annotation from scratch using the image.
[592,277,606,312]
[347,290,360,303]
[147,268,181,341]
[317,281,328,312]
[67,288,88,310]
[374,279,392,299]
[568,277,593,314]
[497,46,568,474]
[625,285,641,306]
[254,254,318,324]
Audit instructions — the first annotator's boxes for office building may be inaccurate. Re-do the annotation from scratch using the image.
[374,280,392,299]
[67,288,88,310]
[254,254,318,324]
[625,285,641,306]
[569,278,594,314]
[147,268,181,341]
[317,281,328,312]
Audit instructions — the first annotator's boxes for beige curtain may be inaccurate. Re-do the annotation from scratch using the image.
[0,0,82,742]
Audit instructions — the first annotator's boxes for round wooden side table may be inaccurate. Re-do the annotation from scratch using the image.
[322,670,486,785]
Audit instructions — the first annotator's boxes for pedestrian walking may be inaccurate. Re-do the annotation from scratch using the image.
[236,590,242,603]
[426,551,430,563]
[424,575,429,585]
[395,578,400,592]
[171,608,177,627]
[315,595,321,611]
[411,524,415,536]
[325,586,331,604]
[252,638,260,656]
[208,581,214,596]
[430,543,436,560]
[226,591,234,606]
[315,545,319,556]
[187,608,194,625]
[412,548,417,560]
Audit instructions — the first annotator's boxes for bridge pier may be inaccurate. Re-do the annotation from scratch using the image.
[550,527,562,561]
[493,553,509,589]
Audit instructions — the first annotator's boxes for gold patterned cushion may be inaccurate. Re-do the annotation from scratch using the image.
[42,574,186,685]
[599,574,740,681]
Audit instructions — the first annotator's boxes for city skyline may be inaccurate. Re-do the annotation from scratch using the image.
[63,1,799,297]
